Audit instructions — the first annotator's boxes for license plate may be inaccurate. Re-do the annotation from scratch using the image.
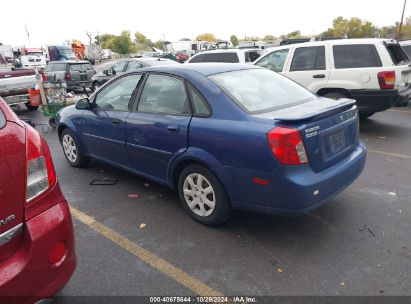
[330,130,346,153]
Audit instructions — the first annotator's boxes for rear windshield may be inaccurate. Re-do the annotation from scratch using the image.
[333,44,382,69]
[46,63,67,72]
[385,43,410,65]
[209,68,315,114]
[192,52,240,63]
[70,63,94,71]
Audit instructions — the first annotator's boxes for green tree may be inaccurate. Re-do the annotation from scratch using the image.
[262,34,276,42]
[112,31,135,54]
[230,35,239,46]
[286,30,302,39]
[196,33,217,42]
[153,40,165,51]
[331,16,377,38]
[97,34,116,49]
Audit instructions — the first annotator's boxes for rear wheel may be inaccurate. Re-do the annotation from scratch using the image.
[359,112,375,120]
[323,92,348,100]
[178,164,232,226]
[25,102,39,111]
[60,129,90,167]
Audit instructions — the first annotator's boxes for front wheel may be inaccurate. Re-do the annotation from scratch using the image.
[60,129,90,167]
[178,164,232,225]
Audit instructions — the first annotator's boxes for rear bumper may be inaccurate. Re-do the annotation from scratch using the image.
[0,201,76,303]
[66,81,92,90]
[216,142,367,215]
[349,87,411,113]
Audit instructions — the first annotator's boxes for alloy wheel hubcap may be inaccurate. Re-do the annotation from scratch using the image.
[62,134,78,163]
[183,173,215,217]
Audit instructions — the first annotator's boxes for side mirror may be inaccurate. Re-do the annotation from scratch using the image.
[75,98,91,110]
[103,69,109,76]
[112,69,116,76]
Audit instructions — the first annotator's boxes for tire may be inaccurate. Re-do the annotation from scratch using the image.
[60,128,90,167]
[323,92,349,100]
[359,112,375,120]
[91,81,100,93]
[25,102,39,111]
[178,164,232,226]
[49,117,56,128]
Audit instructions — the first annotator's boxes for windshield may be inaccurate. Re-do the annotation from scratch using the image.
[209,68,315,114]
[58,48,75,56]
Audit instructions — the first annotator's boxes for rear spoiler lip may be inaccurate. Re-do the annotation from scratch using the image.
[270,98,356,121]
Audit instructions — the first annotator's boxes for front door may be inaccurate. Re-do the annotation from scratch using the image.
[125,73,192,182]
[81,74,142,166]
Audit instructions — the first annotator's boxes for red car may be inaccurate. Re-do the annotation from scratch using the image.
[175,51,190,63]
[0,98,76,303]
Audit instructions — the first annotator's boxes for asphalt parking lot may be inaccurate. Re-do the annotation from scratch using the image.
[16,105,411,298]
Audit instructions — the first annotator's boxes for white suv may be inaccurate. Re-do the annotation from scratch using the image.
[186,49,262,64]
[254,39,411,118]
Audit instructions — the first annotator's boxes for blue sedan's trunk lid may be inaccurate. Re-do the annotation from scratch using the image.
[254,98,360,173]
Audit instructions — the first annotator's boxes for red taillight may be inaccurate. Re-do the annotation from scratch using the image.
[267,127,308,165]
[26,124,57,202]
[48,240,67,265]
[65,72,71,81]
[378,71,395,90]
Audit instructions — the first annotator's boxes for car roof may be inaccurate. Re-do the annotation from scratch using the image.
[132,63,259,76]
[49,60,90,64]
[126,57,174,62]
[262,38,398,53]
[192,48,258,55]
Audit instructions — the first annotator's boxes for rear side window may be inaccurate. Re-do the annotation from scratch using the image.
[189,54,204,63]
[203,52,240,63]
[402,45,411,58]
[333,44,382,69]
[290,46,325,71]
[187,83,211,116]
[385,43,410,65]
[0,108,6,129]
[245,51,262,62]
[138,75,189,115]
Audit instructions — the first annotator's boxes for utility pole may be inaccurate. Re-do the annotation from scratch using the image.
[398,0,407,40]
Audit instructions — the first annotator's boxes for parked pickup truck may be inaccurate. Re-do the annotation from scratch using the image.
[0,67,38,110]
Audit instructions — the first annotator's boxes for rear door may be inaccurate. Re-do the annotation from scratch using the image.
[0,102,24,262]
[284,45,330,92]
[125,73,192,182]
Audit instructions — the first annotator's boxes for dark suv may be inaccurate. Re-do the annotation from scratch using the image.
[44,61,96,91]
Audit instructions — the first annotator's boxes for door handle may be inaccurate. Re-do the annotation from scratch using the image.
[111,118,121,125]
[167,125,178,133]
[313,74,326,79]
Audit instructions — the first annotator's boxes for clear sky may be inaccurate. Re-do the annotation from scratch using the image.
[0,0,409,47]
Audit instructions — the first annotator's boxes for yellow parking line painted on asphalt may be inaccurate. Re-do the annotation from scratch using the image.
[368,149,411,159]
[69,206,223,296]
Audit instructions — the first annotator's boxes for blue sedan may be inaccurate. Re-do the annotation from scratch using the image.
[56,64,366,225]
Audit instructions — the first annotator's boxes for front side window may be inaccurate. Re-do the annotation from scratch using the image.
[95,75,141,111]
[138,74,189,115]
[333,44,382,69]
[255,49,289,72]
[209,68,315,114]
[113,61,127,73]
[127,61,144,71]
[290,46,325,72]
